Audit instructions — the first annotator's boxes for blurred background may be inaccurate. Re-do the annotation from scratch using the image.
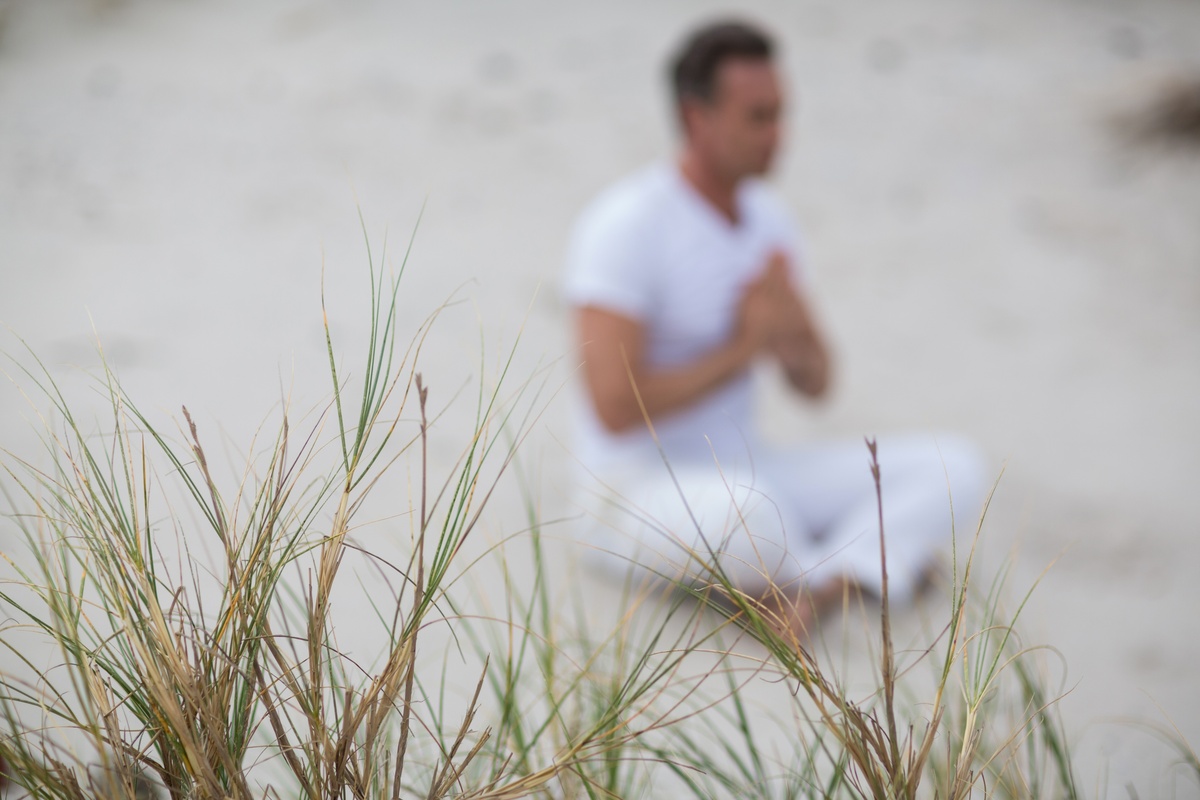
[1,0,1197,793]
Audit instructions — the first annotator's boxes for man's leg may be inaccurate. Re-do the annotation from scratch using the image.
[760,433,987,604]
[578,461,821,626]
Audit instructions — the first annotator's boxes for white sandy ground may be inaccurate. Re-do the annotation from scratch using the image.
[0,0,1198,795]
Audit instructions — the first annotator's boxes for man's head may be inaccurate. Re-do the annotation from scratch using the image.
[670,21,783,181]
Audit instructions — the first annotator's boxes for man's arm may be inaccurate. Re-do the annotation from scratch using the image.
[576,300,771,434]
[575,251,829,433]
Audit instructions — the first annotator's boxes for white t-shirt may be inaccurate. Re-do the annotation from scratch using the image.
[562,162,802,477]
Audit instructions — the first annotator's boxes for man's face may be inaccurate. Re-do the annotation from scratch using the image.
[685,57,784,180]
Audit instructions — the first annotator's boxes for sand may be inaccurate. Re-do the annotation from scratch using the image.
[1,0,1198,794]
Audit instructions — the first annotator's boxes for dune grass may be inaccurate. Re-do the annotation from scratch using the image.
[0,229,629,798]
[585,440,1080,800]
[0,229,1191,798]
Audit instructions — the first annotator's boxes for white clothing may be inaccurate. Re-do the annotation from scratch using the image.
[578,434,985,604]
[562,162,802,474]
[563,163,985,602]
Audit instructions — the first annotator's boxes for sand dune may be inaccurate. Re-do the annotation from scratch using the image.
[1,0,1198,793]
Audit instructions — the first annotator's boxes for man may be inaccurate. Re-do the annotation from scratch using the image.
[562,21,984,635]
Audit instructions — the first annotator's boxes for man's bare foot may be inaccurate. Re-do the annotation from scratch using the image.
[754,588,817,642]
[754,578,856,642]
[753,578,859,642]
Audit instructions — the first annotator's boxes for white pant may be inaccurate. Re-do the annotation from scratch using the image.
[573,434,987,604]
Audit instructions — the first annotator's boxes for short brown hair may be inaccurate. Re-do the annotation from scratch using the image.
[670,21,774,107]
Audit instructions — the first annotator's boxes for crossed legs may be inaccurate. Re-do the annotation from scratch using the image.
[582,432,987,629]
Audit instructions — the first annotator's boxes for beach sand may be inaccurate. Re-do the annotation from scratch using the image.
[1,0,1198,794]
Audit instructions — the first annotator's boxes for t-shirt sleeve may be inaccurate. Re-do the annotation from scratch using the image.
[561,195,656,321]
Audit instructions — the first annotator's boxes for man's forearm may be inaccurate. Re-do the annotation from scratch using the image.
[593,335,759,432]
[765,282,831,397]
[774,326,831,398]
[778,344,830,397]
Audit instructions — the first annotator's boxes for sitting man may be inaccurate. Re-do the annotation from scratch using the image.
[561,20,985,634]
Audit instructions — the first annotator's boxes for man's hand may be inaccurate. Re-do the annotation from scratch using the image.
[739,250,832,399]
[735,259,785,352]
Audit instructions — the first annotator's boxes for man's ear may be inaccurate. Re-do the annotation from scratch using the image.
[678,97,706,139]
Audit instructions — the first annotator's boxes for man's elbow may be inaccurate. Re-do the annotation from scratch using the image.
[790,363,832,400]
[592,395,645,434]
[804,378,831,401]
